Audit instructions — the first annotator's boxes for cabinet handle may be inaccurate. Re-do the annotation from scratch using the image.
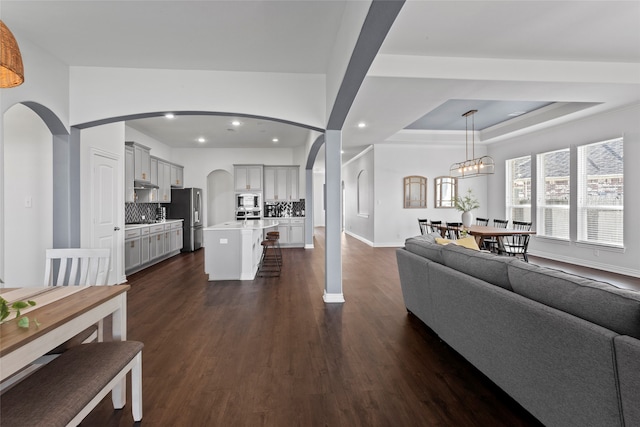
[130,241,135,248]
[114,226,120,231]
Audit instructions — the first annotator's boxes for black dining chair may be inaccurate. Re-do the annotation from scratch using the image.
[498,221,532,262]
[429,220,442,235]
[418,218,429,235]
[476,217,489,226]
[446,222,462,240]
[484,219,509,251]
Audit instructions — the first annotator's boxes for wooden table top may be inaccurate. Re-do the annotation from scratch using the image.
[465,225,537,236]
[0,285,130,357]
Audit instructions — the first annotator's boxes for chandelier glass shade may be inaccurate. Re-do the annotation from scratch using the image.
[449,109,494,179]
[0,20,25,88]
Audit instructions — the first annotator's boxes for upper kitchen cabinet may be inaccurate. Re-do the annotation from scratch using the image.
[125,145,136,203]
[170,163,184,188]
[234,165,263,192]
[125,141,151,183]
[158,159,172,203]
[264,166,299,202]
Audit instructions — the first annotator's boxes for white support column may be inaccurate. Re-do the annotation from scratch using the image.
[324,130,344,303]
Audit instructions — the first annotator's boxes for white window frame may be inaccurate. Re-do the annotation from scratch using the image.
[576,137,624,248]
[536,148,570,241]
[505,156,532,223]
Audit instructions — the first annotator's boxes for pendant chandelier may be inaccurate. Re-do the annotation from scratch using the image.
[0,20,25,88]
[449,109,494,179]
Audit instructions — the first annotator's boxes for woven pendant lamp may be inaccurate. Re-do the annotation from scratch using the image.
[0,20,25,88]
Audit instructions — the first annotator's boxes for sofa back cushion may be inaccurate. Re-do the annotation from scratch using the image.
[440,244,514,291]
[404,234,445,264]
[508,262,640,339]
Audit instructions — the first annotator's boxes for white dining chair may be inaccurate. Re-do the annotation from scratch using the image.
[43,248,111,342]
[44,248,111,287]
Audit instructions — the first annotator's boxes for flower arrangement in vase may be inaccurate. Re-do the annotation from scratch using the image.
[454,188,480,227]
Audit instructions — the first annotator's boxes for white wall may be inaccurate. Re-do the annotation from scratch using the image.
[370,143,488,247]
[313,171,326,227]
[3,104,53,286]
[343,147,375,244]
[487,103,640,277]
[70,67,326,130]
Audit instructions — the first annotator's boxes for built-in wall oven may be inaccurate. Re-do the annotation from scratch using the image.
[236,193,261,220]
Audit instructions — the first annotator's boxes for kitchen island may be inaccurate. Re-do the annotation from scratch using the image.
[203,220,279,281]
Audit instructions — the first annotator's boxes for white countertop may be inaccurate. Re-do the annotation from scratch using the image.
[204,220,279,231]
[124,219,183,229]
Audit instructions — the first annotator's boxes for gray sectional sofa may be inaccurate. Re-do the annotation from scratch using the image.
[396,233,640,427]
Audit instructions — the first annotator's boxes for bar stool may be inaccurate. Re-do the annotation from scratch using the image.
[266,231,282,265]
[257,238,281,277]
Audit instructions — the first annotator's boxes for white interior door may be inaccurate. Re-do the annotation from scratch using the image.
[92,150,120,284]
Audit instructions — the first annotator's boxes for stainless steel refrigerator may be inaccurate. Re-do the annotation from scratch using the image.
[168,188,203,252]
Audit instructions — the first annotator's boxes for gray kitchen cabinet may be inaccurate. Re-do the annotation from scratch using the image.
[125,141,151,183]
[170,163,184,188]
[289,218,304,245]
[234,164,263,191]
[158,159,172,203]
[140,227,150,264]
[125,146,135,203]
[125,228,142,271]
[149,224,165,259]
[171,222,183,251]
[263,166,299,201]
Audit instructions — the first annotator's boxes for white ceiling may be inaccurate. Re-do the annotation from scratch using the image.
[3,0,639,162]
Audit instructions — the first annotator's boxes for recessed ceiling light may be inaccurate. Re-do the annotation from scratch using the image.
[197,137,206,143]
[508,111,526,117]
[231,120,241,126]
[165,113,175,119]
[272,138,279,143]
[357,122,366,128]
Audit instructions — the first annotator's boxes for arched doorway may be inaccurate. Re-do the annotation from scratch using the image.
[2,104,54,286]
[206,169,234,226]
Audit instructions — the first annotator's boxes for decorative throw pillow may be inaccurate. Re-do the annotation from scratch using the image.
[435,236,480,251]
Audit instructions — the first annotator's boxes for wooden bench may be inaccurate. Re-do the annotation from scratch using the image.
[0,341,143,426]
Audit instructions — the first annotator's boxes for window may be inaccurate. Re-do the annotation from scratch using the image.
[537,149,570,240]
[434,176,457,208]
[357,170,370,216]
[505,156,532,222]
[577,137,623,246]
[403,175,427,208]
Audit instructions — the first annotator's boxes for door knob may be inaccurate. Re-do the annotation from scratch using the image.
[114,226,121,231]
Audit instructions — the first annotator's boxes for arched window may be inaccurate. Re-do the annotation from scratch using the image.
[404,176,427,208]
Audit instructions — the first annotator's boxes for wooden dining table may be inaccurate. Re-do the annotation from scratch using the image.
[434,224,536,247]
[0,285,130,396]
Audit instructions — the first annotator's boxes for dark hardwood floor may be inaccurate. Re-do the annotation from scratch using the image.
[83,229,635,426]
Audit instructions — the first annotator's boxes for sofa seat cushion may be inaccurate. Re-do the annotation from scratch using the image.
[405,234,444,265]
[440,244,515,291]
[509,262,640,339]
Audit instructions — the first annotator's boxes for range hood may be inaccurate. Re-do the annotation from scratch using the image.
[134,180,159,190]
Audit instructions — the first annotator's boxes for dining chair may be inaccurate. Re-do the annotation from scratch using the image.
[512,220,532,231]
[43,248,110,346]
[498,233,531,262]
[44,248,111,287]
[446,222,462,240]
[484,219,509,251]
[429,220,442,235]
[418,218,429,235]
[476,217,489,226]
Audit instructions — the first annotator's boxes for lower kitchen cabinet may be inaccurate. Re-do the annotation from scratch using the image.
[267,217,304,247]
[125,220,183,274]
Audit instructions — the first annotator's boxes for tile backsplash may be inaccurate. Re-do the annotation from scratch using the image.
[264,199,305,217]
[125,203,160,223]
